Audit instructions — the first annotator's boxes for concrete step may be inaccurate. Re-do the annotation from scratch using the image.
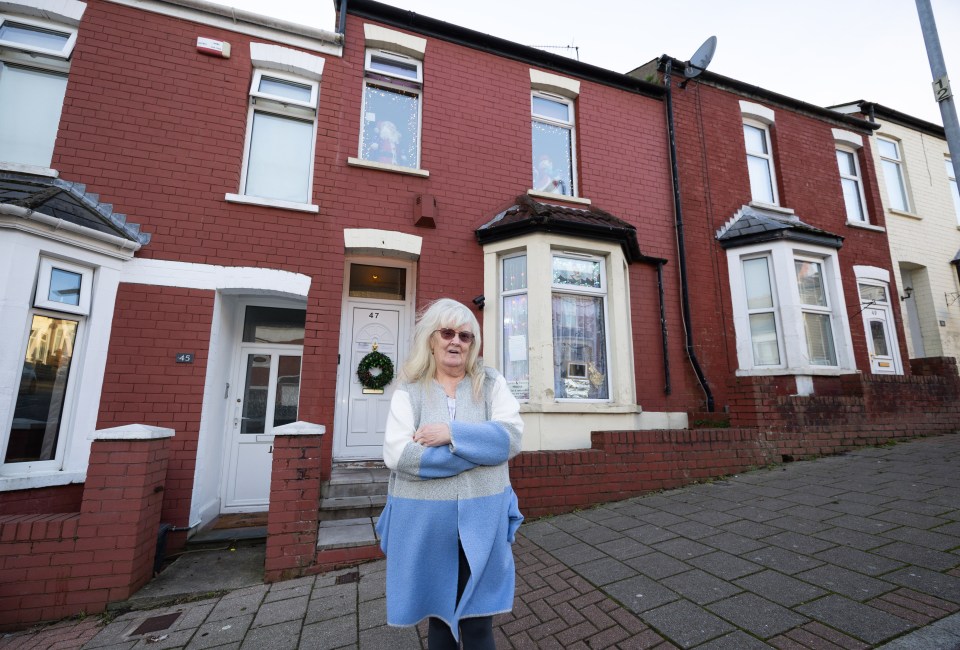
[316,516,380,551]
[319,494,386,521]
[322,465,389,499]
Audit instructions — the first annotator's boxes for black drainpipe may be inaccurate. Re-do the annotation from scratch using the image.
[662,57,714,412]
[337,0,349,37]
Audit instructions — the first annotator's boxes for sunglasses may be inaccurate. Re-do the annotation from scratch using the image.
[435,328,475,343]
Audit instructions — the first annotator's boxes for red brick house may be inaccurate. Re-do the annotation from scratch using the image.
[0,0,956,628]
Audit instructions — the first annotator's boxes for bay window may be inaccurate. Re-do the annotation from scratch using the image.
[501,254,529,400]
[727,240,854,374]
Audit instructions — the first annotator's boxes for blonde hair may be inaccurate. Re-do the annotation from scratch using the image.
[401,298,485,400]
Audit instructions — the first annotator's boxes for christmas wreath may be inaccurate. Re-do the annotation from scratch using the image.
[357,350,395,390]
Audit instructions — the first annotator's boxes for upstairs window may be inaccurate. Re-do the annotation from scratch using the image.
[743,121,778,205]
[240,69,320,205]
[359,49,422,169]
[878,137,910,212]
[947,158,960,224]
[532,92,576,197]
[0,14,79,169]
[837,147,868,222]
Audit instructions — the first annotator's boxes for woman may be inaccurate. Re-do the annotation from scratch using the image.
[377,298,523,649]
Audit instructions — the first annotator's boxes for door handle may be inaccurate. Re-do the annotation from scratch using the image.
[268,445,273,454]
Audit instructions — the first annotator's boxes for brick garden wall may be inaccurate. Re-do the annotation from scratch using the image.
[0,434,170,630]
[0,484,83,516]
[511,358,960,519]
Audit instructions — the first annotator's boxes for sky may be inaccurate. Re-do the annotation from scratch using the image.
[211,0,960,126]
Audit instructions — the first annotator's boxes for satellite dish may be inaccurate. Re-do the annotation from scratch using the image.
[684,35,717,79]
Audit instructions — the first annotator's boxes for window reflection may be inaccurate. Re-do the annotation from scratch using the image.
[6,315,78,463]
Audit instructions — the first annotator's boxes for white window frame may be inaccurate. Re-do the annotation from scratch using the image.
[357,48,423,171]
[2,308,85,474]
[728,241,855,375]
[946,157,960,224]
[743,119,779,206]
[500,252,529,401]
[877,136,911,213]
[836,146,869,223]
[794,255,839,367]
[0,12,77,172]
[741,254,785,368]
[237,68,320,206]
[531,90,578,198]
[550,251,610,402]
[34,257,93,315]
[0,14,78,58]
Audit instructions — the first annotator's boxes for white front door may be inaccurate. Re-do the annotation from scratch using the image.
[223,345,303,511]
[858,282,900,375]
[335,305,402,459]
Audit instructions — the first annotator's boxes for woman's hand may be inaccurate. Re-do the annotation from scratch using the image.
[413,423,451,447]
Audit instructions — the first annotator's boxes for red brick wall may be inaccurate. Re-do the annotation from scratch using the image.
[0,436,169,629]
[265,434,322,581]
[0,484,83,516]
[96,284,214,535]
[511,358,960,518]
[666,78,910,412]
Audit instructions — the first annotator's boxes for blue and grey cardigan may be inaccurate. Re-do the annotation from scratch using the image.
[376,368,524,638]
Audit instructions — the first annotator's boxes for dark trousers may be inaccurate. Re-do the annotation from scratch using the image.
[427,542,495,650]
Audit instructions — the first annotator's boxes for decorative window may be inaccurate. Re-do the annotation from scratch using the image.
[743,120,778,205]
[0,13,79,169]
[359,49,422,169]
[501,255,529,400]
[551,254,607,399]
[532,92,576,197]
[240,69,319,205]
[728,242,854,374]
[837,147,868,222]
[3,257,92,468]
[877,137,910,212]
[947,158,959,224]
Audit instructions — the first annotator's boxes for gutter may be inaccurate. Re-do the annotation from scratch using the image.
[0,203,142,257]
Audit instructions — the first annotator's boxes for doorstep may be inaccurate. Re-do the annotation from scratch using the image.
[317,516,380,551]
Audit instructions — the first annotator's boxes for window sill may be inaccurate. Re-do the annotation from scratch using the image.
[846,220,885,232]
[887,208,920,220]
[748,201,793,215]
[347,157,430,177]
[735,367,859,377]
[224,193,319,214]
[520,402,642,414]
[0,161,59,177]
[527,189,592,206]
[0,470,85,492]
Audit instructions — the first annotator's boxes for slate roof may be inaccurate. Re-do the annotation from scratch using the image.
[476,194,662,264]
[716,204,842,250]
[0,172,150,245]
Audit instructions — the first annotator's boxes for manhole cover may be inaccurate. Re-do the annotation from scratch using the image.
[130,612,181,636]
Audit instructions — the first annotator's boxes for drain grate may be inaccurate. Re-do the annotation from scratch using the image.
[130,612,181,636]
[335,571,360,585]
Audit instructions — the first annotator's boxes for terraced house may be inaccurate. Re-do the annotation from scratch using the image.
[1,0,957,628]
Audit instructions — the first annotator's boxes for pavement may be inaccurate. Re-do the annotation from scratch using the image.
[2,433,960,649]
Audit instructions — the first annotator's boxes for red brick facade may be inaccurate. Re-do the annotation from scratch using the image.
[2,0,958,627]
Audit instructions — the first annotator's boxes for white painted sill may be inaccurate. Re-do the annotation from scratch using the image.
[527,189,592,206]
[0,470,85,492]
[748,201,794,215]
[888,208,921,220]
[347,157,430,177]
[735,367,860,377]
[846,220,886,232]
[225,193,319,214]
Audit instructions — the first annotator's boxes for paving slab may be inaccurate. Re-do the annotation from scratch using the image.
[797,595,915,645]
